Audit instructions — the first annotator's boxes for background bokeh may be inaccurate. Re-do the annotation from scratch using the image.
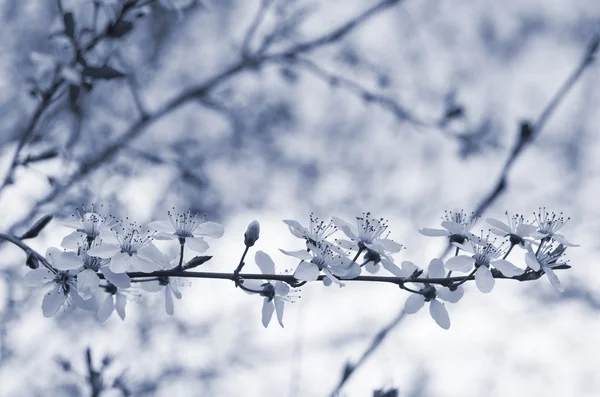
[0,0,599,396]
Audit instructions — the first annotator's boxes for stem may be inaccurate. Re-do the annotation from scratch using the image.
[502,243,515,260]
[237,280,264,294]
[398,283,422,294]
[175,240,185,271]
[233,245,251,287]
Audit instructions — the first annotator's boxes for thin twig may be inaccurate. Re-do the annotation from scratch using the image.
[241,0,274,57]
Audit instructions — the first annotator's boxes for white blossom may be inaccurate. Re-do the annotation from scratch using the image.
[139,253,184,315]
[402,259,463,330]
[283,214,337,245]
[332,213,404,274]
[96,284,133,322]
[281,242,360,286]
[148,209,224,253]
[446,237,524,293]
[531,208,578,247]
[87,222,163,273]
[60,205,117,249]
[419,210,478,244]
[525,243,568,292]
[486,212,537,246]
[241,251,296,328]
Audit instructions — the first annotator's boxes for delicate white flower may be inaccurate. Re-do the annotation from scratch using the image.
[148,209,224,253]
[87,222,163,273]
[23,248,95,317]
[402,259,463,330]
[241,251,296,328]
[97,283,134,322]
[60,205,117,249]
[70,241,131,299]
[139,252,184,315]
[530,208,578,247]
[486,212,537,246]
[445,237,524,293]
[419,210,478,244]
[525,243,568,292]
[281,242,360,286]
[283,214,337,245]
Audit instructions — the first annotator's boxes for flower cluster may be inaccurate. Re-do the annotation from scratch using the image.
[23,207,223,320]
[17,206,576,330]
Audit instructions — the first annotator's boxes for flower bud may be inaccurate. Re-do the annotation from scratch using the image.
[244,220,260,247]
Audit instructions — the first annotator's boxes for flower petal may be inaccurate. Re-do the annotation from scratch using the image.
[404,294,425,314]
[445,255,475,272]
[552,234,579,247]
[441,221,464,234]
[77,269,100,299]
[401,261,419,276]
[97,295,114,322]
[131,254,160,273]
[280,249,312,261]
[23,268,54,286]
[274,297,285,327]
[165,288,175,315]
[195,221,224,238]
[331,216,358,240]
[377,239,404,253]
[147,220,174,233]
[429,299,450,329]
[47,249,82,270]
[255,251,276,274]
[335,239,357,250]
[42,285,66,317]
[516,224,537,236]
[186,237,209,253]
[87,244,120,259]
[322,268,344,286]
[283,220,308,239]
[475,266,495,293]
[138,243,167,265]
[544,267,563,292]
[274,280,290,296]
[60,231,85,250]
[261,298,274,327]
[492,259,524,277]
[101,266,131,288]
[436,286,464,303]
[525,252,541,271]
[153,232,178,240]
[115,293,127,320]
[169,283,182,299]
[428,258,446,279]
[486,218,511,233]
[109,252,132,273]
[294,262,320,281]
[365,261,380,274]
[419,228,450,237]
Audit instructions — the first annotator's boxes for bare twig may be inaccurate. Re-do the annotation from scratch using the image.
[241,0,274,57]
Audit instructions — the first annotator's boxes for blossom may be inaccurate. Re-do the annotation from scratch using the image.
[486,212,537,246]
[23,248,94,317]
[60,205,116,249]
[332,213,404,274]
[139,252,184,315]
[97,283,132,322]
[419,210,478,244]
[87,222,163,273]
[241,251,295,328]
[281,242,360,286]
[72,241,131,299]
[402,259,464,330]
[531,208,578,247]
[525,243,568,291]
[148,209,224,253]
[445,237,524,293]
[283,214,337,245]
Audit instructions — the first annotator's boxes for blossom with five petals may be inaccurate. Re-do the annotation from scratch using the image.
[419,210,478,244]
[139,252,184,315]
[402,259,464,330]
[283,214,337,245]
[486,212,537,246]
[241,251,295,328]
[445,237,524,293]
[281,242,360,286]
[530,208,578,247]
[525,243,568,292]
[149,209,224,253]
[60,205,116,250]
